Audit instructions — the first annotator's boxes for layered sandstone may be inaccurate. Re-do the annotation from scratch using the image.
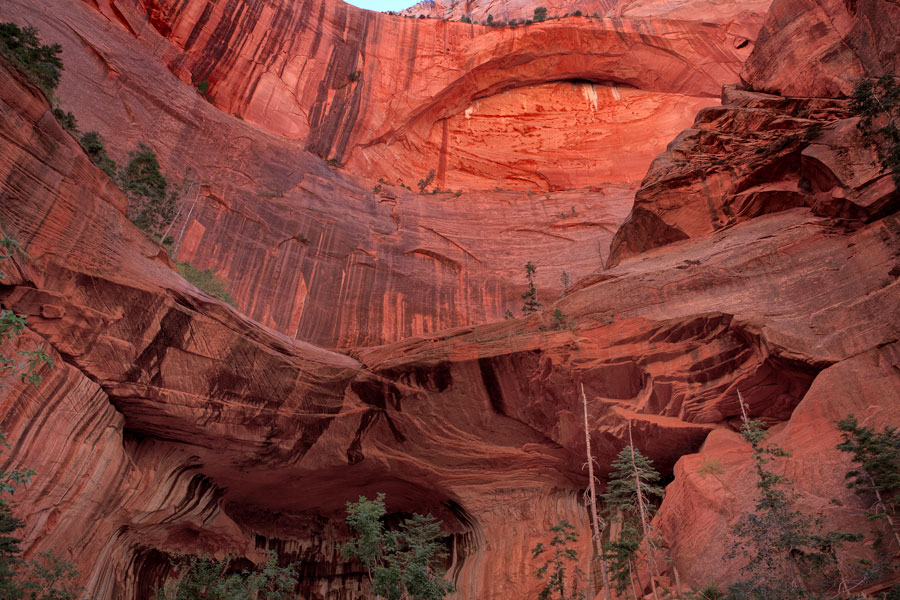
[608,0,900,267]
[124,0,757,190]
[0,0,899,598]
[402,0,770,40]
[5,0,753,347]
[741,0,900,98]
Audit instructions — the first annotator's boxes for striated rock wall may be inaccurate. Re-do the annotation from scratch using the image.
[4,48,900,596]
[0,0,640,349]
[124,0,756,190]
[0,0,899,597]
[607,0,900,267]
[402,0,771,39]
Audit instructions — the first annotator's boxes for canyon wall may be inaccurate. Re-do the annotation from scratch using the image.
[133,0,758,190]
[0,0,763,348]
[0,0,898,598]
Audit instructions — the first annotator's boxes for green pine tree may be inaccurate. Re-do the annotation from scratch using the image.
[726,393,861,599]
[342,493,453,600]
[836,415,900,552]
[521,262,542,315]
[601,441,665,600]
[532,520,585,600]
[154,552,298,600]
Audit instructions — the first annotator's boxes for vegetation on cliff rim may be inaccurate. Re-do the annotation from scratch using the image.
[120,144,178,241]
[852,74,900,186]
[79,131,118,179]
[176,261,237,306]
[0,22,62,99]
[0,24,180,249]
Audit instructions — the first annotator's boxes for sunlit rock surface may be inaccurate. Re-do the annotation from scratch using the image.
[0,0,898,597]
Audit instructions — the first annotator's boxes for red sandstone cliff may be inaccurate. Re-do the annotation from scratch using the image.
[0,0,898,598]
[132,0,757,190]
[401,0,770,40]
[0,0,763,348]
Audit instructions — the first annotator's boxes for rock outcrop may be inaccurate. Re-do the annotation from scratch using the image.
[608,0,900,266]
[741,0,900,98]
[0,0,899,597]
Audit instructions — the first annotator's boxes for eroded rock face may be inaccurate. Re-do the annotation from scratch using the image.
[607,86,898,267]
[126,0,757,191]
[1,0,899,598]
[402,0,771,40]
[741,0,900,98]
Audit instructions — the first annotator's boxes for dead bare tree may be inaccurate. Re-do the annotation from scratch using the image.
[581,383,614,600]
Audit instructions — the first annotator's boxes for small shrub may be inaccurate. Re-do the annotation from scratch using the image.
[766,133,800,155]
[698,458,725,477]
[0,22,63,99]
[79,131,117,179]
[460,15,471,23]
[119,144,176,241]
[851,74,900,185]
[687,585,724,600]
[176,261,236,306]
[417,168,435,193]
[195,79,210,96]
[574,10,582,16]
[348,70,361,82]
[550,307,568,329]
[533,7,547,22]
[325,157,341,168]
[804,123,824,141]
[52,108,78,134]
[486,14,494,25]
